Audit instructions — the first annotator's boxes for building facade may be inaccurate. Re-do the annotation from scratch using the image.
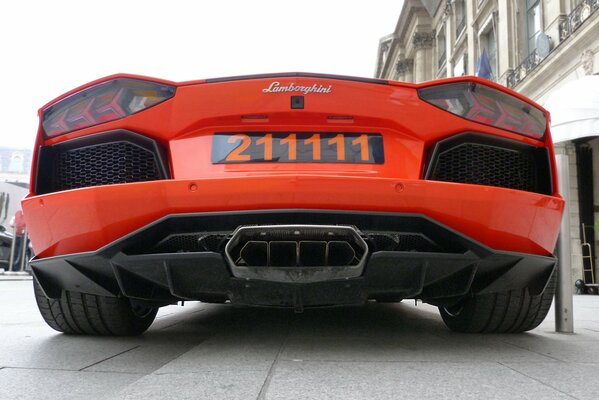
[0,147,31,183]
[375,0,599,286]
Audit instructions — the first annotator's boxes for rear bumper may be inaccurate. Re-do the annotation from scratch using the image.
[31,210,556,308]
[22,175,563,258]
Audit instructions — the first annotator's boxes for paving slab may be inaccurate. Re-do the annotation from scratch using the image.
[281,333,559,363]
[107,370,267,400]
[83,339,204,374]
[153,335,283,373]
[503,362,599,400]
[262,360,574,400]
[0,368,143,400]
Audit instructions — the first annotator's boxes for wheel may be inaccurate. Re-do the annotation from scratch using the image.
[33,278,157,336]
[438,272,556,333]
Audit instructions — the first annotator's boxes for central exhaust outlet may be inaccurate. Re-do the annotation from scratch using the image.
[225,225,368,278]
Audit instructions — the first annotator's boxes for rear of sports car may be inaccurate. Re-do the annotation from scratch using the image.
[24,73,564,335]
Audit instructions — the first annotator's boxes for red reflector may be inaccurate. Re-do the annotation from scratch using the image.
[42,78,175,137]
[418,82,546,139]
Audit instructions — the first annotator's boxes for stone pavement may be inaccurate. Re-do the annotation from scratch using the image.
[1,279,598,400]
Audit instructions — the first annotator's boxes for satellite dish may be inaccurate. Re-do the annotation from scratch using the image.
[536,33,553,58]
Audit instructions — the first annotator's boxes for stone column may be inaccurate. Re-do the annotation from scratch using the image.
[412,32,434,83]
[497,1,514,81]
[396,59,414,82]
[466,0,477,75]
[377,42,390,78]
[543,0,566,43]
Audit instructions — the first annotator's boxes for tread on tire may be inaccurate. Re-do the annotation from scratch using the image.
[33,279,157,336]
[439,272,556,333]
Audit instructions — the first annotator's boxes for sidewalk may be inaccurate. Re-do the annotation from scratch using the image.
[1,280,598,400]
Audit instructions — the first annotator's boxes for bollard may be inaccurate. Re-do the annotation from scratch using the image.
[555,154,574,333]
[19,228,28,272]
[7,227,17,272]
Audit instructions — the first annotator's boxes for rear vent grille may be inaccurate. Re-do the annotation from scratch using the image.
[54,142,160,191]
[134,231,463,255]
[36,130,169,195]
[366,232,443,253]
[431,143,536,191]
[149,233,229,254]
[426,134,552,194]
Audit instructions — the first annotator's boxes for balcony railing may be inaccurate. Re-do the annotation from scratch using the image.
[456,18,466,37]
[559,0,599,41]
[438,51,447,69]
[506,49,542,89]
[506,0,598,88]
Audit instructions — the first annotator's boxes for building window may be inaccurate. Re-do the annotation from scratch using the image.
[455,0,466,37]
[453,54,467,77]
[437,27,447,69]
[481,26,497,79]
[527,0,542,55]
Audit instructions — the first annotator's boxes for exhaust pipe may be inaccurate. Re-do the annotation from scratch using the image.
[299,241,327,266]
[269,241,297,267]
[225,225,367,269]
[239,241,268,266]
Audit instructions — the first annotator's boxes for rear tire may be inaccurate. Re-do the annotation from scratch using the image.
[33,279,157,336]
[438,273,556,333]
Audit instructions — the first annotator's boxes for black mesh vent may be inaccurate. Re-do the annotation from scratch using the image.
[137,231,462,256]
[53,141,160,191]
[148,233,229,254]
[429,143,538,192]
[366,232,447,253]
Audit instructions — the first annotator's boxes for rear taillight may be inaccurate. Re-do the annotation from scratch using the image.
[42,78,176,137]
[418,82,546,139]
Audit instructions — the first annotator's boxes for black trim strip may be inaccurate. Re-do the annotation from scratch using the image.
[205,72,388,85]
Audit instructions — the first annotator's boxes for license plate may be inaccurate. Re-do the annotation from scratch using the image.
[211,132,384,164]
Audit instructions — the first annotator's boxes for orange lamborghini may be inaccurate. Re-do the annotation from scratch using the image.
[24,73,564,335]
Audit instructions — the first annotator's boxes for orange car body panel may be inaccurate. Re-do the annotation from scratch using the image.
[23,74,564,259]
